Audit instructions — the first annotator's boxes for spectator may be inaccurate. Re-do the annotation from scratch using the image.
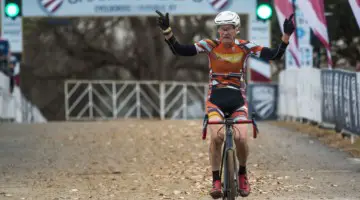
[11,56,20,86]
[8,56,18,93]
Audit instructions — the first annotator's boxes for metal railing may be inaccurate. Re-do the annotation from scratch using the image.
[64,80,208,121]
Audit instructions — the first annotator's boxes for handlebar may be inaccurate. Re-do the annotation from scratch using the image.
[211,72,243,78]
[202,112,259,140]
[208,120,253,124]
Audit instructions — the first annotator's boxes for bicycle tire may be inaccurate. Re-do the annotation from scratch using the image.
[225,150,236,200]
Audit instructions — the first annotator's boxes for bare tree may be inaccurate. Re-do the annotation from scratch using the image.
[20,16,215,120]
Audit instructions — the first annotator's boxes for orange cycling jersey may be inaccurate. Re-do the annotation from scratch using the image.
[163,34,287,119]
[193,38,264,119]
[194,38,263,92]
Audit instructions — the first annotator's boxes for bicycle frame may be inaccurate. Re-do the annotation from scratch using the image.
[202,112,259,199]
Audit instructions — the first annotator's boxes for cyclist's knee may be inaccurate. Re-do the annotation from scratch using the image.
[209,115,224,144]
[234,124,248,142]
[210,125,224,144]
[207,112,224,144]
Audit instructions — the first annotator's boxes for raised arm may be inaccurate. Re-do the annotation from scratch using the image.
[156,10,198,56]
[249,14,295,61]
[257,37,289,60]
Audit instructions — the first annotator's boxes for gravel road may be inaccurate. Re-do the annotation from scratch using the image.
[0,120,359,200]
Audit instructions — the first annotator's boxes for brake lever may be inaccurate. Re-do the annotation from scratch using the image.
[202,114,209,140]
[251,112,260,135]
[253,119,259,134]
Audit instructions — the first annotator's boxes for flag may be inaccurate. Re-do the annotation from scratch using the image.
[297,0,333,69]
[274,0,301,68]
[39,0,65,14]
[208,0,229,11]
[349,0,360,29]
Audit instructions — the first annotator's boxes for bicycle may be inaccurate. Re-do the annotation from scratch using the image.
[202,112,259,200]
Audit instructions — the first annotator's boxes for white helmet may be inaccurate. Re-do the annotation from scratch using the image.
[214,11,241,28]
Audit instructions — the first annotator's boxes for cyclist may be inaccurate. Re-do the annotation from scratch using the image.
[155,10,295,199]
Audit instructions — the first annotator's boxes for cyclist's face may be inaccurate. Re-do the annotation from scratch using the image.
[218,24,237,43]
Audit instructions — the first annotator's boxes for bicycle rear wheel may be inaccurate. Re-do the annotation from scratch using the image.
[225,150,236,200]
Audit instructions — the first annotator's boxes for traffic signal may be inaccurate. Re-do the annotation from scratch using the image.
[4,0,22,19]
[256,0,273,21]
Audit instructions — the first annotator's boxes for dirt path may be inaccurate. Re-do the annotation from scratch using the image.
[0,120,359,200]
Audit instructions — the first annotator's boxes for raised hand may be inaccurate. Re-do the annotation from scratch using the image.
[283,13,295,35]
[155,10,170,31]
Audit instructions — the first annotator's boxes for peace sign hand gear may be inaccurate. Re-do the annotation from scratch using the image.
[156,10,172,35]
[283,13,295,35]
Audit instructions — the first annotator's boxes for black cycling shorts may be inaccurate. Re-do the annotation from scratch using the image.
[209,88,245,116]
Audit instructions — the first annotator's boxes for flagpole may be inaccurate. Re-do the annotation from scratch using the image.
[292,0,300,68]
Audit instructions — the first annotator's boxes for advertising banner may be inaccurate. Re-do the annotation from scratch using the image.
[23,0,256,17]
[247,83,278,121]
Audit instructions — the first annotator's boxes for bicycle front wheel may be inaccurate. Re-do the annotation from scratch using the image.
[225,150,236,200]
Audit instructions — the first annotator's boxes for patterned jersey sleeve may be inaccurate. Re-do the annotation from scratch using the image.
[194,39,219,54]
[240,40,263,58]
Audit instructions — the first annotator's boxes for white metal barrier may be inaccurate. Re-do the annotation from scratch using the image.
[64,80,208,120]
[0,72,47,123]
[278,67,360,138]
[278,68,322,123]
